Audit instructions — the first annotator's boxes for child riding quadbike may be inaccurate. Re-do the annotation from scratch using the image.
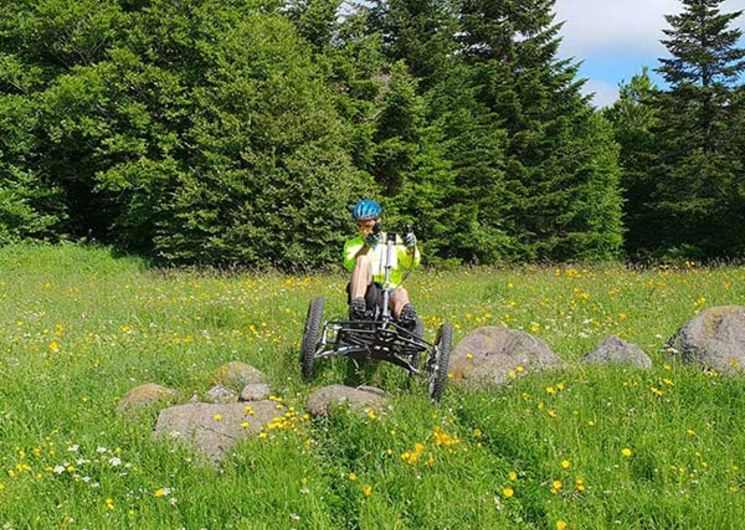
[300,223,452,401]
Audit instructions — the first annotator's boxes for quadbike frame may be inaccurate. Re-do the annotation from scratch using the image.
[314,229,432,376]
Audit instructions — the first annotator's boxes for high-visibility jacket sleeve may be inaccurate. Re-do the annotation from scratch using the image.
[397,244,421,270]
[343,237,364,272]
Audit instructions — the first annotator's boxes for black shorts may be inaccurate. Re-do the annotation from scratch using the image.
[346,281,383,310]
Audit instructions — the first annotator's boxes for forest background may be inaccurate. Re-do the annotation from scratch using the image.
[1,0,743,269]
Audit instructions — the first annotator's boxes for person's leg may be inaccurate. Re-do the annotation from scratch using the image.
[351,254,372,299]
[390,287,417,326]
[349,254,372,318]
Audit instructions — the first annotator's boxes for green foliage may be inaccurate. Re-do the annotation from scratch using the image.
[146,8,368,268]
[9,0,744,266]
[0,95,65,244]
[605,69,660,256]
[611,0,745,259]
[457,0,624,261]
[369,0,459,89]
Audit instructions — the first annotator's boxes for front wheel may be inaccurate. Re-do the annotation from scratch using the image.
[428,323,452,402]
[301,297,325,380]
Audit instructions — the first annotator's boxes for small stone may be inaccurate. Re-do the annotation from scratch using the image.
[239,383,271,401]
[116,383,179,417]
[153,401,279,463]
[667,305,745,373]
[449,326,564,387]
[306,385,387,418]
[213,361,268,389]
[204,385,238,404]
[582,336,652,368]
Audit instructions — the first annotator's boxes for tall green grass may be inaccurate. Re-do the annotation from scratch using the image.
[1,244,744,529]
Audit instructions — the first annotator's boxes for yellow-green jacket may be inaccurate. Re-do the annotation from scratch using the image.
[343,234,421,289]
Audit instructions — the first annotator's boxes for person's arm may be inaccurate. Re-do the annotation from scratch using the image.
[397,242,421,270]
[343,238,367,272]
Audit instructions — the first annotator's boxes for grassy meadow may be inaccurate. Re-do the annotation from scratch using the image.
[1,244,745,529]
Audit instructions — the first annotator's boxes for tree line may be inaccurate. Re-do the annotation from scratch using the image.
[0,0,742,268]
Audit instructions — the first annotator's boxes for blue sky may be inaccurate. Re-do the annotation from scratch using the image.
[554,0,745,107]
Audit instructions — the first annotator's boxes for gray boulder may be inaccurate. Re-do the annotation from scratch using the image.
[668,305,745,373]
[239,383,271,401]
[213,361,268,389]
[582,336,652,368]
[306,385,387,418]
[153,400,278,462]
[204,385,238,404]
[116,383,179,417]
[449,326,564,387]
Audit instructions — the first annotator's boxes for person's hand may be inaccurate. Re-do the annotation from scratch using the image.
[404,231,417,248]
[365,232,380,248]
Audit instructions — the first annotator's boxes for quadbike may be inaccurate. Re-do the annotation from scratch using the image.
[300,227,452,401]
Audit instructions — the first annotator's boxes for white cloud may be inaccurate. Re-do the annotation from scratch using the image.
[581,78,619,107]
[555,0,745,56]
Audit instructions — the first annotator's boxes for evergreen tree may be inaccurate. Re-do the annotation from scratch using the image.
[458,0,624,260]
[0,95,65,244]
[284,0,342,52]
[651,0,745,257]
[604,68,660,256]
[368,0,458,90]
[427,64,514,263]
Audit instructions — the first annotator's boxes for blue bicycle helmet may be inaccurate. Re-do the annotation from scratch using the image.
[352,199,382,221]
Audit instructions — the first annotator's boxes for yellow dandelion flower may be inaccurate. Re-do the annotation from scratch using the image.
[49,342,60,353]
[561,459,571,470]
[516,365,524,373]
[547,409,557,418]
[367,409,377,420]
[362,484,373,497]
[650,386,664,397]
[153,488,168,498]
[622,447,633,458]
[508,470,518,481]
[502,486,514,498]
[575,477,586,492]
[556,520,568,530]
[508,370,517,379]
[240,421,250,429]
[552,480,562,491]
[546,386,557,395]
[556,382,565,391]
[213,413,223,422]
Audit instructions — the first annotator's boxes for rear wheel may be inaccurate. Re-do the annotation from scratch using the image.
[301,297,325,380]
[428,323,452,401]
